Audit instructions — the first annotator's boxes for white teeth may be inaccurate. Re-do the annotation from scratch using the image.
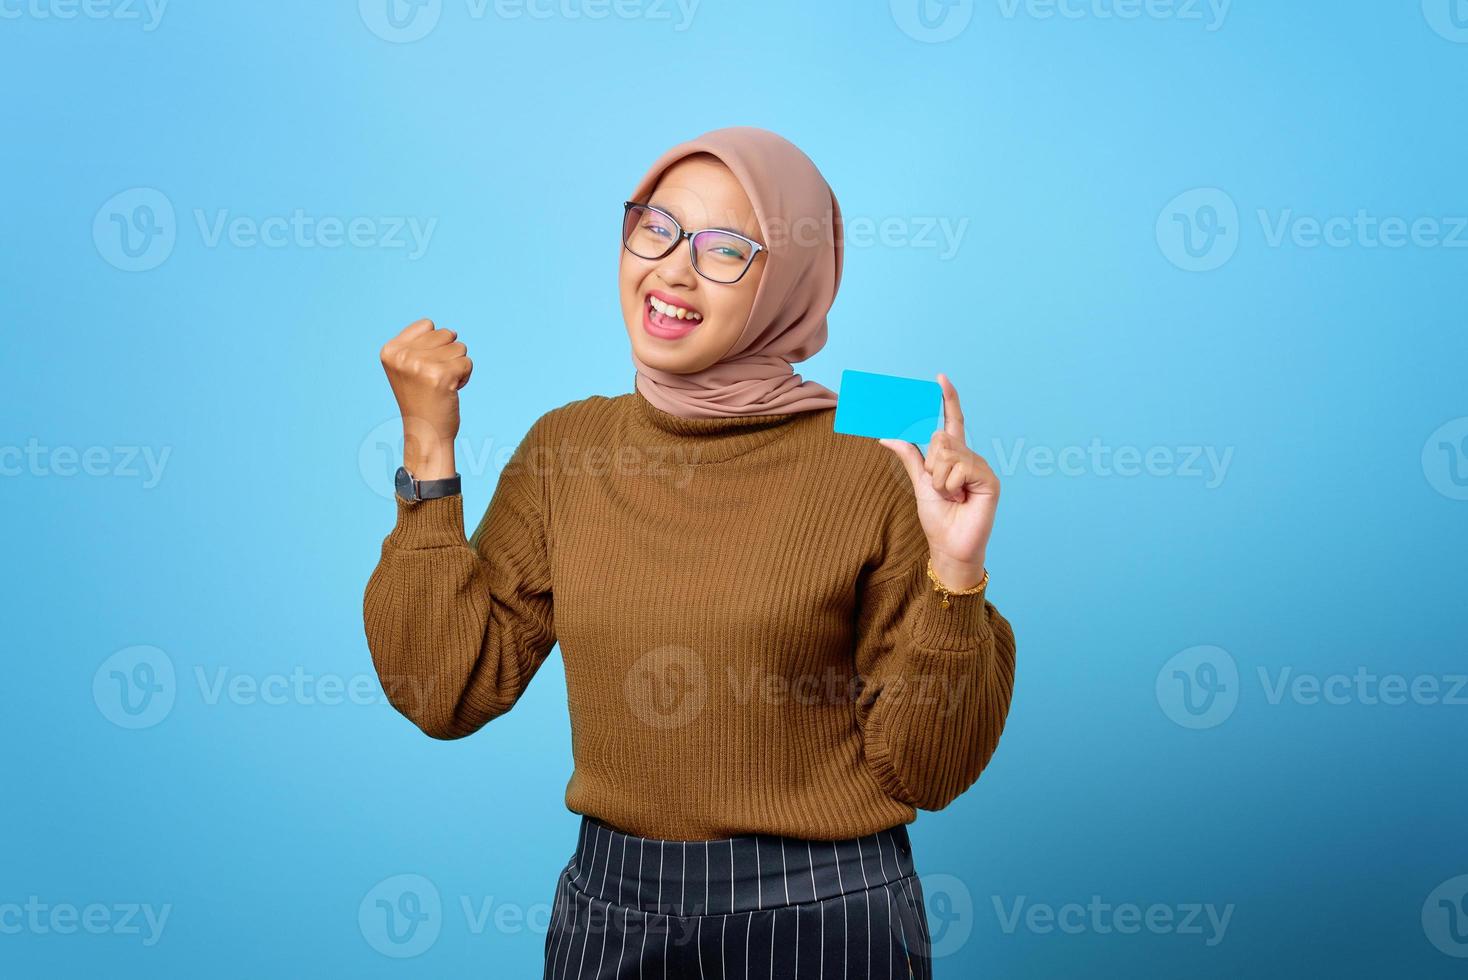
[649,295,702,322]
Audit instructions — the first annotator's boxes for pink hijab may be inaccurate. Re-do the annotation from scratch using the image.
[626,126,842,418]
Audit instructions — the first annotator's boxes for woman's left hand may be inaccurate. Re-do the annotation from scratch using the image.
[878,373,999,591]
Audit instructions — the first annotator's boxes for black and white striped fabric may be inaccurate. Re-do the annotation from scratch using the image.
[543,814,932,979]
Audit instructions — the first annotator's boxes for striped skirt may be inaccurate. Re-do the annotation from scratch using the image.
[543,814,933,979]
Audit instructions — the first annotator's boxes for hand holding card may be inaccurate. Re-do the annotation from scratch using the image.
[832,369,943,443]
[835,369,1000,593]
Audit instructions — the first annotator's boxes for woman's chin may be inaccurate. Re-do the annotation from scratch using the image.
[631,339,718,375]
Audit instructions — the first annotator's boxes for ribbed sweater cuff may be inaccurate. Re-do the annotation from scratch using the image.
[385,493,469,550]
[905,555,992,651]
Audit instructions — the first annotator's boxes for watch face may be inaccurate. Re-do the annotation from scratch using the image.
[394,466,414,500]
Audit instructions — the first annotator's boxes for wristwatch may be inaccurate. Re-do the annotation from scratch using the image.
[394,466,462,502]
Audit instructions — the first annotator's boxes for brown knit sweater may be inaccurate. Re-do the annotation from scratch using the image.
[363,385,1017,841]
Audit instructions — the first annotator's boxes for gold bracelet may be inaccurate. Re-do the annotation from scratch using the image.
[926,556,988,609]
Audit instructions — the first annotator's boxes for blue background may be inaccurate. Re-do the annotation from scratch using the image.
[3,0,1466,975]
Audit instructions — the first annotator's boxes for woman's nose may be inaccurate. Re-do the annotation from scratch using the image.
[654,240,698,288]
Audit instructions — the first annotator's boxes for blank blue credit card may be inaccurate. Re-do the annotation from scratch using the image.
[832,369,942,443]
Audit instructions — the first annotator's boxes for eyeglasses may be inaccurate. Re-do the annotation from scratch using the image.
[621,201,767,285]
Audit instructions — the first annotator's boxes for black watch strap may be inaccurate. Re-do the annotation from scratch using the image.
[395,466,462,502]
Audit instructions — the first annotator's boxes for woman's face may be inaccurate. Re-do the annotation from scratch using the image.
[620,154,766,375]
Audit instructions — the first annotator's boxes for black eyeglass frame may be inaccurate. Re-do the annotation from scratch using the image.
[621,200,768,285]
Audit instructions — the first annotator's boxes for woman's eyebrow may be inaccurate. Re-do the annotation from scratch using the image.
[707,223,757,238]
[648,200,757,239]
[646,200,683,224]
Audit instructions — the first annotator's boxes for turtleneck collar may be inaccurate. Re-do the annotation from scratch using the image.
[625,383,822,465]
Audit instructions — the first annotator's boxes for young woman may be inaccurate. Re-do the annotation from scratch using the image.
[364,126,1017,978]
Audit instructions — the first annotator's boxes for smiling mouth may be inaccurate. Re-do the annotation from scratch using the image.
[648,294,702,323]
[643,293,703,338]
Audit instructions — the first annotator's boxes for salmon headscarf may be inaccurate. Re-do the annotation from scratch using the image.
[625,126,842,418]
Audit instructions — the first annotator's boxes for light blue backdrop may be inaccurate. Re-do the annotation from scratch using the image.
[3,1,1466,976]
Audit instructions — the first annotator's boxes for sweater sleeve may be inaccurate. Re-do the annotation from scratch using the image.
[852,488,1017,811]
[362,414,557,740]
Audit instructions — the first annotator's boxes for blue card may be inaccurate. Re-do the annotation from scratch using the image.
[832,369,943,443]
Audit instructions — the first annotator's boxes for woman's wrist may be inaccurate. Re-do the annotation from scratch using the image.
[403,436,457,480]
[929,552,986,592]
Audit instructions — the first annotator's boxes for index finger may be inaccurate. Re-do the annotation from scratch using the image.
[937,372,965,442]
